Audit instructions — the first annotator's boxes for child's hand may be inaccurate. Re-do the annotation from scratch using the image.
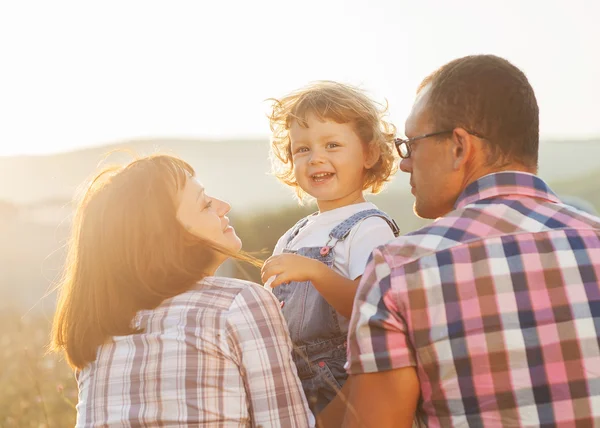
[261,254,324,288]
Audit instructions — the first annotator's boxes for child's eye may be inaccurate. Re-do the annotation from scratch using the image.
[294,146,309,154]
[203,200,213,210]
[326,142,339,149]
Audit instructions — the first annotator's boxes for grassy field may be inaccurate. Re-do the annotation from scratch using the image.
[0,311,77,427]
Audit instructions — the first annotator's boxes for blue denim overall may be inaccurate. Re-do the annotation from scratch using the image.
[273,209,400,415]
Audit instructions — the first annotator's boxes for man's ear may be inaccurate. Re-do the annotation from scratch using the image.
[364,142,381,169]
[450,128,475,170]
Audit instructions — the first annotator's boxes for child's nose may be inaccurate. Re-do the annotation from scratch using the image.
[308,150,326,165]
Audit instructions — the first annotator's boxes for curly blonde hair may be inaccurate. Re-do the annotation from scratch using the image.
[268,80,398,201]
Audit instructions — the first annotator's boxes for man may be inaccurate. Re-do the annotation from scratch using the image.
[343,55,600,427]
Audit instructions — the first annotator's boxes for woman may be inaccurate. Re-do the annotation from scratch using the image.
[51,154,314,427]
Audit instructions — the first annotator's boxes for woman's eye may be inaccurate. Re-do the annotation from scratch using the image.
[203,200,213,210]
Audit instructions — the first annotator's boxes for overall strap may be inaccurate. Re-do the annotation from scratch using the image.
[329,209,400,242]
[285,213,317,245]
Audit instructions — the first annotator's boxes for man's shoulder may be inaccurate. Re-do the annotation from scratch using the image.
[379,199,600,269]
[378,208,488,266]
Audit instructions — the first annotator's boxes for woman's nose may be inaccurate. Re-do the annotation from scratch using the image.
[399,158,412,173]
[215,198,231,216]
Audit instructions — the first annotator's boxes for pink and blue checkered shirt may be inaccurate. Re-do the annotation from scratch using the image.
[347,172,600,427]
[75,276,314,427]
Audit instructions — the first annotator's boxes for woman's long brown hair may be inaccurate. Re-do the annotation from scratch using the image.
[50,154,261,369]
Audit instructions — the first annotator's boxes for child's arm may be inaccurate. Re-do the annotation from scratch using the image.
[261,253,359,318]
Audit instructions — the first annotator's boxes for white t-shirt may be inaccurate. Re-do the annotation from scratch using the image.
[271,202,397,281]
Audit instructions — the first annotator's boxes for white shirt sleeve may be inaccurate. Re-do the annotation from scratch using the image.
[271,229,290,257]
[346,217,397,280]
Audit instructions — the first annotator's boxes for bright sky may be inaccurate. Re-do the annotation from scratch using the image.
[0,0,598,156]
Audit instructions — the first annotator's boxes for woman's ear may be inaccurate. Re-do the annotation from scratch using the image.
[364,142,381,169]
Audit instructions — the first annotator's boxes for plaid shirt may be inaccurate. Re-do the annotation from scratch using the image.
[76,276,314,427]
[347,172,600,427]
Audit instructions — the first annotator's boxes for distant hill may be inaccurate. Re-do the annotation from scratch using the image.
[1,137,599,210]
[0,138,292,210]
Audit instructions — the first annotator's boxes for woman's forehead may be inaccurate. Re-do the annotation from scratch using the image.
[186,177,205,194]
[177,176,204,204]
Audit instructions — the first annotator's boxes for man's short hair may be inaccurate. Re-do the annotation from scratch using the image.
[419,55,539,168]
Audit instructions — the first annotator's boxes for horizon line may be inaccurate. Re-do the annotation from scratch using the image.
[1,134,599,159]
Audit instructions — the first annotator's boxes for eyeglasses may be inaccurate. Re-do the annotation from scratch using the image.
[394,129,487,159]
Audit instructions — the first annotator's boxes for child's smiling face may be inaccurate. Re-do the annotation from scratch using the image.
[289,113,379,212]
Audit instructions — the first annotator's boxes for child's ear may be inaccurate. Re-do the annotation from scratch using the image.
[364,142,380,169]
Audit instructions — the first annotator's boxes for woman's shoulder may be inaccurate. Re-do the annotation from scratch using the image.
[200,276,259,289]
[187,276,279,310]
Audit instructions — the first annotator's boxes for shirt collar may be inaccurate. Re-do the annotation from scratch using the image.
[454,171,561,210]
